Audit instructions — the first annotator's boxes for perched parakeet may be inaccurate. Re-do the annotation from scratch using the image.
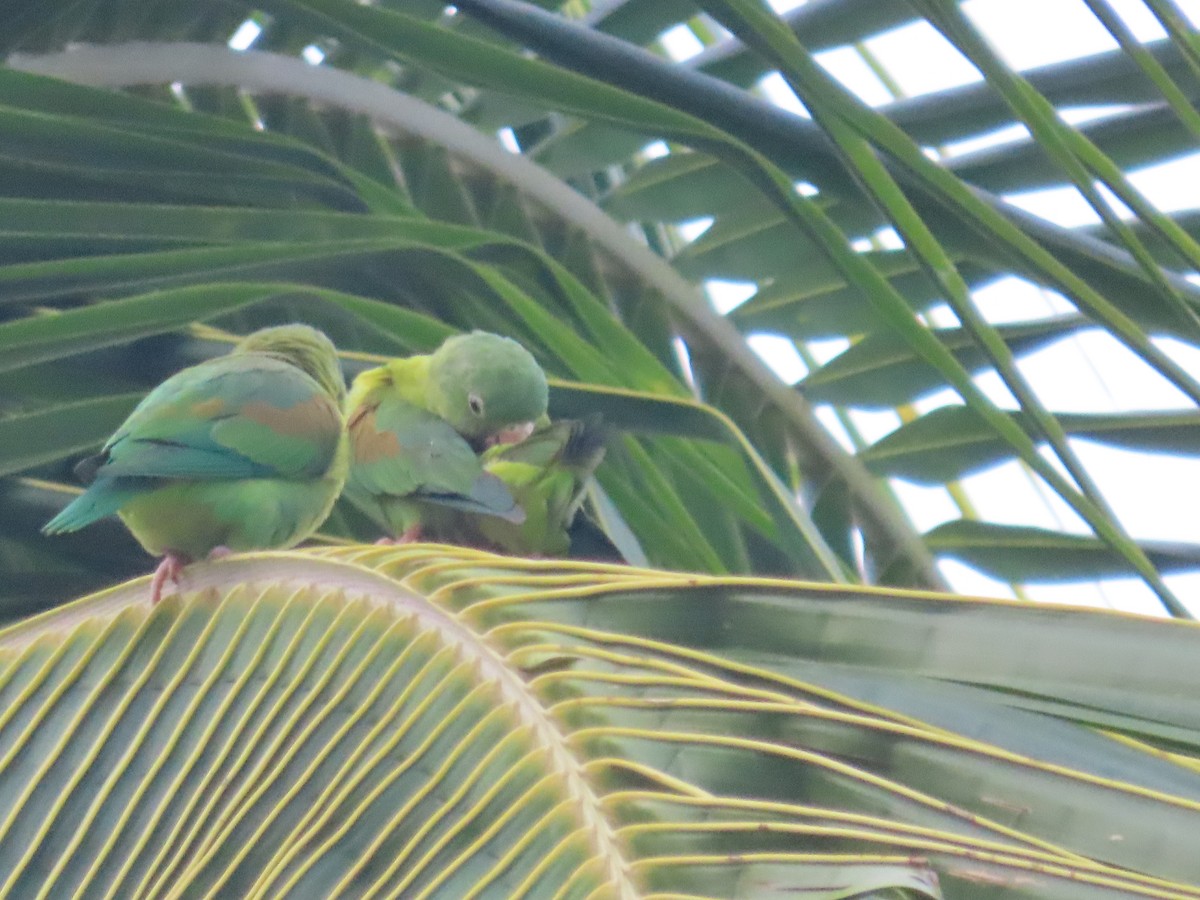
[422,417,609,556]
[43,324,349,603]
[343,331,549,541]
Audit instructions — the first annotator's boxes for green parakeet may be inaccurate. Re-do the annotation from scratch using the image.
[423,417,609,556]
[343,331,549,541]
[43,323,349,603]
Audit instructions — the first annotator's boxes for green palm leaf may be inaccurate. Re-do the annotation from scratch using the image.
[4,1,1200,889]
[6,0,1198,604]
[4,549,1200,897]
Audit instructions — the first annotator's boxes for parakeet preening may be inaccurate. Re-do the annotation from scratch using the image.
[423,417,610,556]
[43,324,349,603]
[343,331,549,542]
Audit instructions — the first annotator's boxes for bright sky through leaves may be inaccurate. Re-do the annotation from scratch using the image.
[668,0,1200,614]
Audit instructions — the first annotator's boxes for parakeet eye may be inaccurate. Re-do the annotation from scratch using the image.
[468,392,485,416]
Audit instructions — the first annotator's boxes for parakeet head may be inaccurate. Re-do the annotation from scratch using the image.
[234,324,346,404]
[428,331,548,442]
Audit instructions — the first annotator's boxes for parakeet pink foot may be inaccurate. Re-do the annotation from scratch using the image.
[208,545,233,560]
[149,553,187,605]
[375,526,421,545]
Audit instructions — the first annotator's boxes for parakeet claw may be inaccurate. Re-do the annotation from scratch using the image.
[373,526,420,546]
[486,421,536,448]
[149,553,186,605]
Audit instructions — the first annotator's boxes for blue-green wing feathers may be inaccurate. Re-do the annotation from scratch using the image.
[419,472,526,523]
[43,353,343,534]
[346,393,522,522]
[97,355,339,482]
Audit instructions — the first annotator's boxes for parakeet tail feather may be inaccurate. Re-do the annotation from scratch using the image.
[42,479,141,534]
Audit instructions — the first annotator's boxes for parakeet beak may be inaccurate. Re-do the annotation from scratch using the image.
[487,421,536,448]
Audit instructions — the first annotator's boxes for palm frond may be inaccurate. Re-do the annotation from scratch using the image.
[3,550,1199,896]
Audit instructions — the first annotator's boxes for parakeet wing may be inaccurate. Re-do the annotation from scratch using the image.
[450,417,609,555]
[486,417,608,518]
[482,420,572,469]
[348,393,522,521]
[95,354,342,482]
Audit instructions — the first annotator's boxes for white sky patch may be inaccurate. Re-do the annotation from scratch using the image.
[706,279,757,315]
[758,72,810,117]
[659,23,705,61]
[1095,182,1135,219]
[963,0,1110,68]
[963,0,1160,69]
[672,335,697,392]
[1062,105,1136,128]
[1026,579,1145,612]
[1121,0,1200,30]
[228,19,262,51]
[496,127,521,154]
[1019,331,1199,413]
[943,107,1130,161]
[914,386,964,416]
[766,0,806,13]
[748,334,807,384]
[1125,151,1200,214]
[814,404,857,453]
[960,459,1086,531]
[1004,185,1103,228]
[676,216,714,243]
[847,407,902,444]
[865,20,982,98]
[922,303,961,330]
[941,123,1032,161]
[1161,337,1200,383]
[1071,442,1200,541]
[872,227,905,250]
[968,275,1071,324]
[805,335,851,366]
[301,45,326,66]
[890,479,961,533]
[1170,574,1200,617]
[814,46,894,107]
[965,367,1020,409]
[937,559,1019,600]
[992,137,1200,230]
[1036,441,1076,486]
[641,140,670,161]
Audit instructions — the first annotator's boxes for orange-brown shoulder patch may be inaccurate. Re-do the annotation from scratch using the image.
[350,408,402,464]
[242,396,340,438]
[191,397,225,418]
